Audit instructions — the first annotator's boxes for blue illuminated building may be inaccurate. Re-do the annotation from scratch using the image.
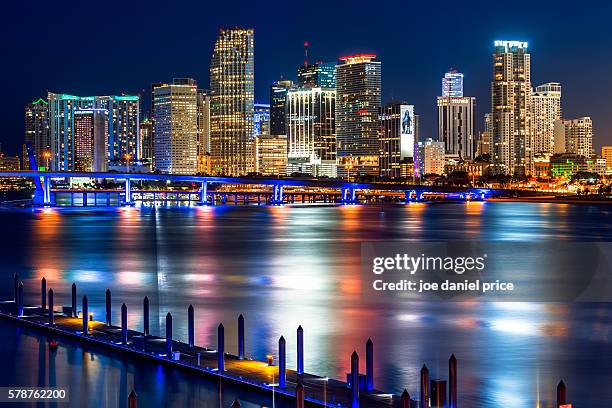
[254,103,270,137]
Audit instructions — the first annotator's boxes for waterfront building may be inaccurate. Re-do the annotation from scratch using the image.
[197,89,211,172]
[95,95,140,162]
[286,87,336,177]
[416,138,445,176]
[210,28,255,176]
[48,93,92,170]
[140,117,154,165]
[255,134,287,176]
[153,79,198,174]
[602,146,612,171]
[297,61,337,88]
[491,41,533,175]
[336,54,382,178]
[437,96,475,159]
[533,153,552,178]
[24,98,50,169]
[270,79,293,137]
[379,103,416,179]
[553,119,566,154]
[532,83,562,155]
[254,103,270,137]
[550,153,604,177]
[442,69,464,97]
[562,117,594,157]
[73,109,108,172]
[444,159,490,177]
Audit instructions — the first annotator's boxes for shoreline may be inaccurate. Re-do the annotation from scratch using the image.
[487,196,612,205]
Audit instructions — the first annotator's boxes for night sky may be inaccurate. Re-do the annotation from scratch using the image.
[2,0,611,155]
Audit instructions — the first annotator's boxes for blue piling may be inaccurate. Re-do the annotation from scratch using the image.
[296,381,304,408]
[41,278,46,310]
[17,281,24,317]
[238,314,245,359]
[351,351,359,408]
[165,313,173,356]
[217,323,225,371]
[121,303,128,345]
[279,336,286,388]
[297,325,304,375]
[82,296,88,335]
[143,296,149,336]
[449,354,457,408]
[71,283,77,317]
[48,289,54,325]
[105,289,111,325]
[188,305,194,348]
[420,365,429,408]
[366,338,374,391]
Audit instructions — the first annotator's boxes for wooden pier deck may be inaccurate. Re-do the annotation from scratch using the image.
[0,299,407,407]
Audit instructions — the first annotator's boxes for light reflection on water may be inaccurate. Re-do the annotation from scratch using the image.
[0,203,611,407]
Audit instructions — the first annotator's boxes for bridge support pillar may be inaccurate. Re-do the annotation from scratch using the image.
[124,178,133,205]
[198,181,208,205]
[270,184,284,205]
[43,176,52,206]
[341,187,357,204]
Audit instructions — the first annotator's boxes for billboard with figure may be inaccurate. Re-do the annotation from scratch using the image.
[400,105,415,159]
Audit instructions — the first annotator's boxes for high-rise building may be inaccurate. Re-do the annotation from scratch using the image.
[210,28,255,176]
[442,69,464,97]
[95,95,140,162]
[416,138,445,176]
[532,82,562,155]
[140,117,154,164]
[553,119,566,154]
[255,134,287,176]
[24,98,50,169]
[491,41,533,175]
[286,87,336,177]
[270,80,293,137]
[297,62,337,88]
[562,117,594,157]
[336,54,382,178]
[73,109,108,172]
[437,96,475,159]
[379,103,416,179]
[254,103,270,137]
[196,89,211,173]
[153,79,198,174]
[477,113,493,157]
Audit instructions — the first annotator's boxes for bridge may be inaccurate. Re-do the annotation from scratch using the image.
[0,170,502,207]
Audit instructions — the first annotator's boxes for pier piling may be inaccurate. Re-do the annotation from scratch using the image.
[296,381,304,408]
[297,325,304,375]
[366,338,374,391]
[82,296,88,335]
[279,336,286,388]
[420,365,429,408]
[105,289,111,326]
[230,399,240,408]
[449,354,457,408]
[217,323,225,371]
[48,289,54,325]
[166,313,173,356]
[430,379,446,408]
[401,389,411,408]
[13,273,19,303]
[143,297,149,336]
[121,304,128,345]
[71,283,77,317]
[557,380,567,407]
[188,305,194,348]
[128,389,137,408]
[351,351,359,408]
[41,278,46,310]
[17,281,24,317]
[238,314,244,360]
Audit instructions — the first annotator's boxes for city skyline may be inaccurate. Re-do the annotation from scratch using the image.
[2,0,611,156]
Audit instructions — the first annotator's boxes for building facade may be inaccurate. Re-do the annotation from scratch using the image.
[270,80,293,137]
[442,69,464,97]
[73,108,108,172]
[416,138,445,176]
[491,41,533,175]
[255,134,287,176]
[297,62,337,88]
[210,28,255,176]
[140,117,154,165]
[286,87,336,177]
[336,54,382,178]
[24,98,50,169]
[602,146,612,171]
[153,79,198,174]
[197,89,211,173]
[532,82,562,155]
[437,96,475,159]
[562,117,594,157]
[254,103,270,137]
[379,103,416,179]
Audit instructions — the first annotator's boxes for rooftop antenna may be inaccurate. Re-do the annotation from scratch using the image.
[304,41,309,66]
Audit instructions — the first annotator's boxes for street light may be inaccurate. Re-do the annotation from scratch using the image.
[43,151,51,170]
[124,153,132,174]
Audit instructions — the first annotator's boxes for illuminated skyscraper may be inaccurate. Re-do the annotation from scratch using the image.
[210,28,255,175]
[379,103,416,179]
[254,103,270,137]
[442,70,464,97]
[532,82,562,154]
[270,80,293,137]
[437,96,475,159]
[286,87,336,177]
[562,117,593,157]
[601,146,612,171]
[95,95,140,162]
[491,40,533,175]
[197,89,211,172]
[336,54,382,178]
[140,117,154,164]
[73,109,108,172]
[255,135,287,176]
[297,62,337,88]
[153,79,198,174]
[24,98,50,168]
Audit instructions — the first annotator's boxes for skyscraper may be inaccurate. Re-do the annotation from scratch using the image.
[254,103,270,137]
[297,62,337,88]
[196,89,211,173]
[532,82,562,155]
[336,54,382,178]
[73,108,108,172]
[562,117,594,157]
[442,70,464,97]
[286,87,336,177]
[153,79,198,174]
[140,117,154,164]
[601,146,612,171]
[437,96,475,159]
[24,98,50,168]
[270,79,293,137]
[95,95,140,162]
[210,28,255,176]
[379,103,416,179]
[491,41,533,175]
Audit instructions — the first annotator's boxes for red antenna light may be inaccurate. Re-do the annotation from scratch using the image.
[304,41,310,66]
